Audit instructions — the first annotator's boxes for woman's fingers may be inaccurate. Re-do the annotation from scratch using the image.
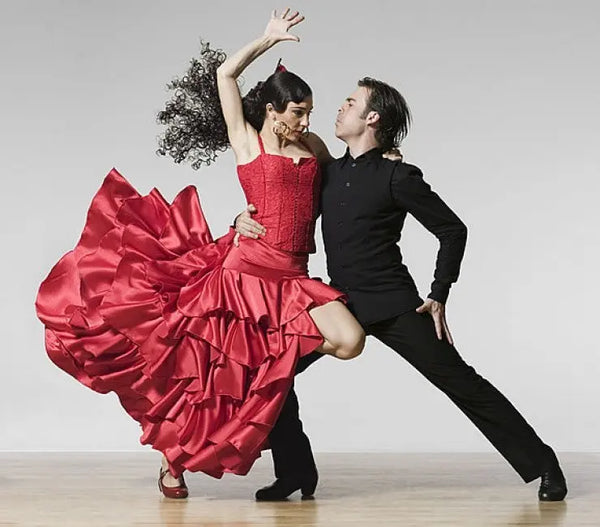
[288,14,305,28]
[281,7,290,18]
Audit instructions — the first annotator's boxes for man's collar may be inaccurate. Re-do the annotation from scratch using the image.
[342,146,383,162]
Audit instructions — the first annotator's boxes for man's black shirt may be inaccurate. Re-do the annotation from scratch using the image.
[320,147,468,325]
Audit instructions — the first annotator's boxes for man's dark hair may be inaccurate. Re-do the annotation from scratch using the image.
[358,77,411,151]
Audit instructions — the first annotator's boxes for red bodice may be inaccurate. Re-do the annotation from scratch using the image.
[237,135,321,254]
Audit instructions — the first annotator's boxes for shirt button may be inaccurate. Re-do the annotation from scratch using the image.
[339,201,346,206]
[351,163,356,167]
[345,182,350,187]
[337,221,344,226]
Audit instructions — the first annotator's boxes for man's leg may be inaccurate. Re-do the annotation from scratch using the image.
[255,351,324,500]
[268,386,317,476]
[368,311,565,491]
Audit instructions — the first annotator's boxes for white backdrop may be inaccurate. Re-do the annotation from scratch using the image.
[1,0,598,454]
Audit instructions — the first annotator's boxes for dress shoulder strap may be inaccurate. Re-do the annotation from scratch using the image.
[257,133,266,154]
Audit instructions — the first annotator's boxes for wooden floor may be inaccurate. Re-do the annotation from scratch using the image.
[0,452,597,526]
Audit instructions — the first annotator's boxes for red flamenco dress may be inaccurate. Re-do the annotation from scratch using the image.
[35,135,342,478]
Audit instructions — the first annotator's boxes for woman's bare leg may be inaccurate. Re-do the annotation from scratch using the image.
[158,303,362,486]
[309,300,365,360]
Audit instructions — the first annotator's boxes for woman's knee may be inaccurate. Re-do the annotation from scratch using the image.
[337,327,365,360]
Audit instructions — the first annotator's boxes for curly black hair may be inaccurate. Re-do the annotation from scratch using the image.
[157,41,312,170]
[157,41,229,169]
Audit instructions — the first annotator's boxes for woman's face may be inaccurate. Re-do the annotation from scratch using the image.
[268,96,313,140]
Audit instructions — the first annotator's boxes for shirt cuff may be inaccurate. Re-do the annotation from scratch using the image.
[427,282,450,304]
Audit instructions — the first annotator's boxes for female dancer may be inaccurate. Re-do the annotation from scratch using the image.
[36,8,365,499]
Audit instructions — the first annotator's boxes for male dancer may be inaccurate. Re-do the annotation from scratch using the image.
[235,77,567,502]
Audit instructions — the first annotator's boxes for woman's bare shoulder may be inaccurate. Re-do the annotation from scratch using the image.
[305,132,333,163]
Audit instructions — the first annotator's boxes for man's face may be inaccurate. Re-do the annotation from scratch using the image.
[335,86,370,141]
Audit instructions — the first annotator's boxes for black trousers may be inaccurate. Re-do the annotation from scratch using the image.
[269,310,550,483]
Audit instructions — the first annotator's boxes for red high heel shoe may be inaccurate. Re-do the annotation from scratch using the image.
[158,467,189,499]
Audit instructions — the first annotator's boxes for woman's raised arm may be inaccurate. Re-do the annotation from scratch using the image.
[216,9,304,158]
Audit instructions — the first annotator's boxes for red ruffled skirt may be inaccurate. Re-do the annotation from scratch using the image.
[35,168,343,478]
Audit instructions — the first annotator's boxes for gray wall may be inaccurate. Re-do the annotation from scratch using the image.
[1,0,598,453]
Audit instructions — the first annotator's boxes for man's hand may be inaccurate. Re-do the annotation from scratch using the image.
[416,298,454,345]
[233,204,267,247]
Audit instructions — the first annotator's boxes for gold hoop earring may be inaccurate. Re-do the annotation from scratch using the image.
[272,120,291,138]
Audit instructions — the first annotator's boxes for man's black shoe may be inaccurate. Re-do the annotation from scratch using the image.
[255,472,318,501]
[538,451,567,501]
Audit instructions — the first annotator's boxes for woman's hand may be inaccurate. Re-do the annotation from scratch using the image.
[382,148,403,161]
[263,8,305,44]
[215,8,304,158]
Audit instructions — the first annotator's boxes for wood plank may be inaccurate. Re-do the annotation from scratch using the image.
[0,452,596,526]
